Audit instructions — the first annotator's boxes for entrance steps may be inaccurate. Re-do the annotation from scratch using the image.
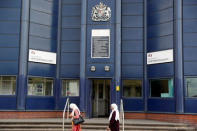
[0,118,195,131]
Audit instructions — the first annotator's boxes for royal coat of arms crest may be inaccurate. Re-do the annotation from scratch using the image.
[91,2,111,21]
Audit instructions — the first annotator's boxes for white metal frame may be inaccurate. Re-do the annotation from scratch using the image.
[62,98,70,131]
[120,99,125,131]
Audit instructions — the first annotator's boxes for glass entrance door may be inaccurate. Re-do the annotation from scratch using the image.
[91,79,110,117]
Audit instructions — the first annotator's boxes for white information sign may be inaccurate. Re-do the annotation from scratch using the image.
[147,49,173,65]
[29,49,56,64]
[91,29,110,58]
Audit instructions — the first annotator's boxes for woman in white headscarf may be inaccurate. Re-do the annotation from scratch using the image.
[107,103,120,131]
[69,103,81,131]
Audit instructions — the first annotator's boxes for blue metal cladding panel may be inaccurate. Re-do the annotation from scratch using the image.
[58,97,80,110]
[0,62,18,75]
[60,0,81,78]
[148,8,173,25]
[147,0,174,78]
[122,66,143,78]
[122,2,143,16]
[147,0,173,12]
[28,0,58,78]
[122,40,143,53]
[0,21,20,34]
[183,2,197,76]
[0,35,19,48]
[184,33,197,47]
[147,22,173,38]
[26,97,55,110]
[61,29,80,41]
[184,20,197,33]
[184,47,197,61]
[123,98,144,111]
[61,41,80,53]
[29,23,57,40]
[29,36,56,52]
[0,97,17,110]
[183,0,197,114]
[62,17,80,28]
[147,63,174,78]
[121,0,143,78]
[62,0,81,4]
[122,53,143,65]
[185,99,197,113]
[148,99,175,112]
[0,8,21,21]
[28,63,56,77]
[30,9,57,27]
[147,0,174,51]
[60,65,80,78]
[61,53,80,65]
[183,0,197,5]
[29,0,58,52]
[0,0,21,8]
[62,4,81,16]
[147,0,175,113]
[122,0,143,3]
[147,35,173,52]
[0,48,18,61]
[184,62,197,76]
[31,0,58,14]
[0,0,21,75]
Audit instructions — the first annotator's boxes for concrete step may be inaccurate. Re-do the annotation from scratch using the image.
[0,119,195,131]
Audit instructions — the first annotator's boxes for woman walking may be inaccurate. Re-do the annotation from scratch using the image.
[107,103,120,131]
[69,103,81,131]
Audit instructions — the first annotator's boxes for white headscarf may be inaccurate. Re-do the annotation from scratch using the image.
[109,103,120,121]
[70,103,80,117]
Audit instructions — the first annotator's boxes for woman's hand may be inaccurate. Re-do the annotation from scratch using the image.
[106,127,110,131]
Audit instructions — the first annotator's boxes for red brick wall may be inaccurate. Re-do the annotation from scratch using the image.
[0,111,197,125]
[124,112,197,125]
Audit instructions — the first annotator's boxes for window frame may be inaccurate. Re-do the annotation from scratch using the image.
[61,79,80,97]
[27,76,54,97]
[122,78,143,98]
[0,75,17,96]
[149,78,174,98]
[185,77,197,98]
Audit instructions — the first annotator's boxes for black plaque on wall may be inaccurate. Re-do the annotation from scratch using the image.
[92,36,110,58]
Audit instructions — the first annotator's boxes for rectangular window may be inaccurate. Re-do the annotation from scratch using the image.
[123,80,142,97]
[28,77,53,96]
[150,79,173,98]
[0,76,16,95]
[185,78,197,97]
[62,80,79,96]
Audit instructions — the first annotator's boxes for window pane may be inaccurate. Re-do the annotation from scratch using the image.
[186,78,197,97]
[150,79,173,98]
[0,76,16,95]
[28,77,53,96]
[62,80,79,96]
[123,80,142,97]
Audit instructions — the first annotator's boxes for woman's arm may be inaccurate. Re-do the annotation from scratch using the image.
[73,109,79,119]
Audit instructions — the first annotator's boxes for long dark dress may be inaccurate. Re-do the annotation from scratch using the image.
[109,111,120,131]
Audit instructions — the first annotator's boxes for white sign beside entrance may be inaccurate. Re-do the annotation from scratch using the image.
[147,49,173,65]
[29,49,56,64]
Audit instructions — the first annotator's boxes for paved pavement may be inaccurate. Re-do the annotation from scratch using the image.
[0,118,180,125]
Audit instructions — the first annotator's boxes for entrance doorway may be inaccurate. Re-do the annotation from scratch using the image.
[91,79,110,118]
